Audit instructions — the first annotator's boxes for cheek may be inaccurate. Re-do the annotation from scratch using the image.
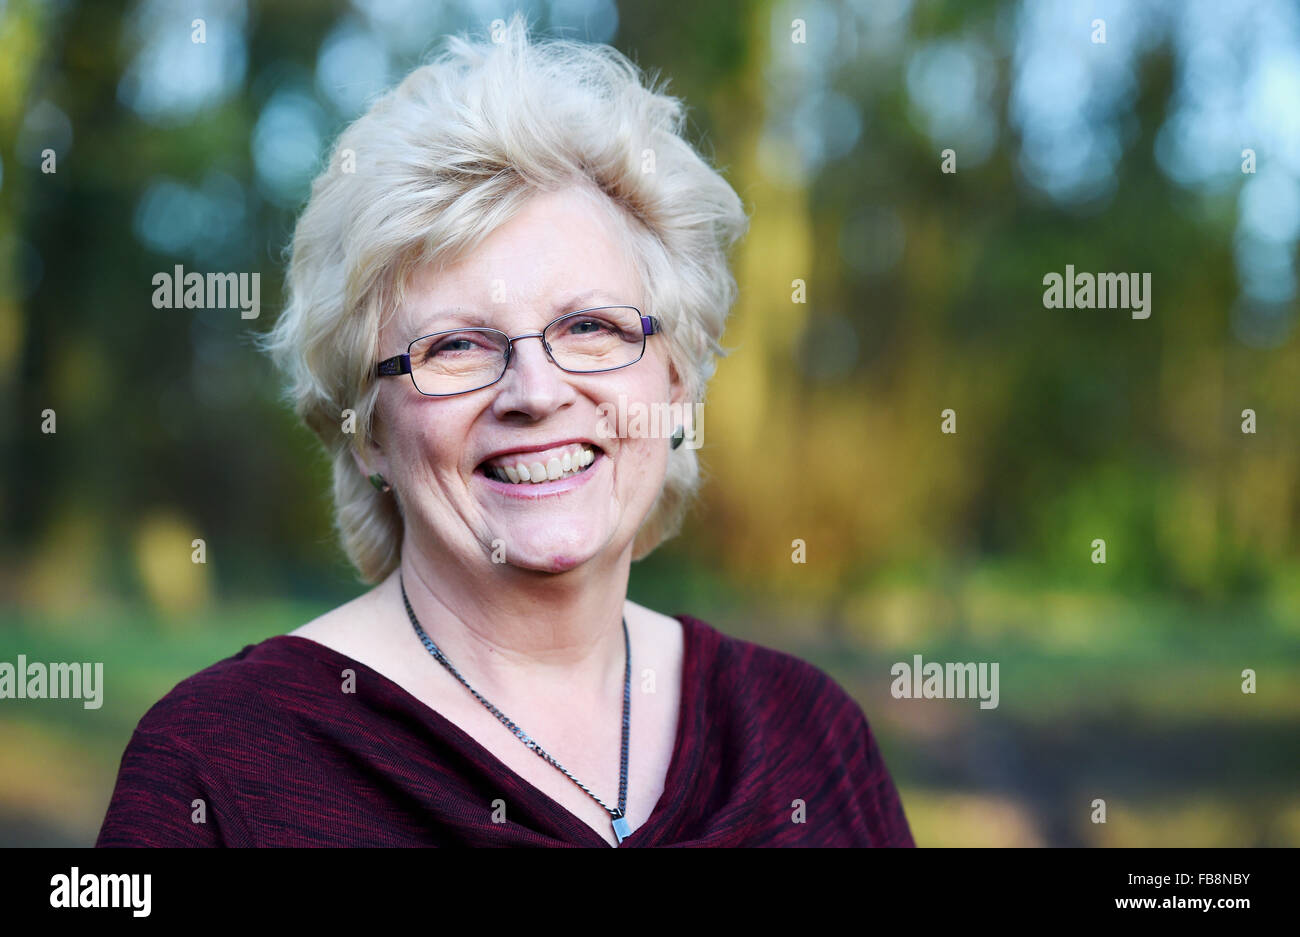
[602,373,676,463]
[618,369,674,417]
[388,408,427,463]
[387,403,468,478]
[622,421,670,484]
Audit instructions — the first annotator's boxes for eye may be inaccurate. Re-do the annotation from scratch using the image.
[422,332,500,359]
[432,338,473,354]
[565,316,617,336]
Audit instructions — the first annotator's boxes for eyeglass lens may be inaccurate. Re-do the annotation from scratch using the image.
[406,307,645,395]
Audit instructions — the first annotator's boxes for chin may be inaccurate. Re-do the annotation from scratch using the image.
[500,550,592,574]
[543,553,584,573]
[486,515,612,565]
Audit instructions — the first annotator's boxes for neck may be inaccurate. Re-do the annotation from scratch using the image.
[387,536,633,702]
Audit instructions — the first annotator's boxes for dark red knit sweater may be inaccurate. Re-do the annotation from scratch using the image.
[95,614,914,847]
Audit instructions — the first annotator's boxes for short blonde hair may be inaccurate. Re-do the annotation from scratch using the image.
[260,12,749,584]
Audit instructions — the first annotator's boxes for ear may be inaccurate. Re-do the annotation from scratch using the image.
[667,354,689,409]
[666,354,698,448]
[352,448,376,484]
[351,424,390,483]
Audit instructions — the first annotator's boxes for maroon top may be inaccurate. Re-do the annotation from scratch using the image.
[96,614,915,847]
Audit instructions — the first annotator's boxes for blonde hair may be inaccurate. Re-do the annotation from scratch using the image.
[260,12,749,584]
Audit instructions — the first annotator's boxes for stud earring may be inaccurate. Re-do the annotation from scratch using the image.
[670,425,685,450]
[368,473,392,493]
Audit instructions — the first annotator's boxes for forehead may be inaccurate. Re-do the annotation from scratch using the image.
[393,188,643,338]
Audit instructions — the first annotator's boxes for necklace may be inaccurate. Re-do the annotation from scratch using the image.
[399,572,633,844]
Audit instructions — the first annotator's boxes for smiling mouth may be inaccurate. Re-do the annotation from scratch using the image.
[477,443,604,485]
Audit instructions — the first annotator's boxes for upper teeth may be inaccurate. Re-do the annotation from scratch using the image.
[485,444,596,484]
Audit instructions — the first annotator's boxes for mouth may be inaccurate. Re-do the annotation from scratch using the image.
[477,442,604,486]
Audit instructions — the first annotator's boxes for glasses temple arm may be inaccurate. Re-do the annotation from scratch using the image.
[376,354,411,377]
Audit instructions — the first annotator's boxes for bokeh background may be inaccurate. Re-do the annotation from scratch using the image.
[2,0,1298,847]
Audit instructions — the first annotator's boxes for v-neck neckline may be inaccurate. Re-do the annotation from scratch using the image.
[264,614,702,848]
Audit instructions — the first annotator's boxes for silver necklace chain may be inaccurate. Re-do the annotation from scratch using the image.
[399,572,633,842]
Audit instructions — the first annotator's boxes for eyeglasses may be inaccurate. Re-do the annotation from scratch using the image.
[376,305,662,397]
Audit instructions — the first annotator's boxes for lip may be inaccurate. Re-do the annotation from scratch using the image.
[477,449,605,499]
[476,437,604,469]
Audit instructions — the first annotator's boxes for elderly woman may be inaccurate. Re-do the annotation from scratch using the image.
[96,15,913,848]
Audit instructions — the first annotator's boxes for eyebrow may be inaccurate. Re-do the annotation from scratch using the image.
[415,289,624,333]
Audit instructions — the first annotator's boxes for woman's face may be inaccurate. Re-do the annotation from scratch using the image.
[367,187,684,575]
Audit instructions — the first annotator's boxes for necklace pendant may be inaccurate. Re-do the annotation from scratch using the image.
[612,814,631,844]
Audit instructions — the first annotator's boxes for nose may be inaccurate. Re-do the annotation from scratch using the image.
[489,333,575,418]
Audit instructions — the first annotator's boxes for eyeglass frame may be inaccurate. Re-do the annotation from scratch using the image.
[375,305,662,397]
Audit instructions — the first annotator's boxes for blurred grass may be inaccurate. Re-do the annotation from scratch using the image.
[0,600,315,846]
[1,592,1297,846]
[788,618,1300,847]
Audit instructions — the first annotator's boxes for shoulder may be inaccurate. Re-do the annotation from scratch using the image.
[129,635,326,750]
[677,613,865,724]
[285,580,396,672]
[99,637,319,847]
[674,615,915,845]
[672,614,884,777]
[622,598,685,664]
